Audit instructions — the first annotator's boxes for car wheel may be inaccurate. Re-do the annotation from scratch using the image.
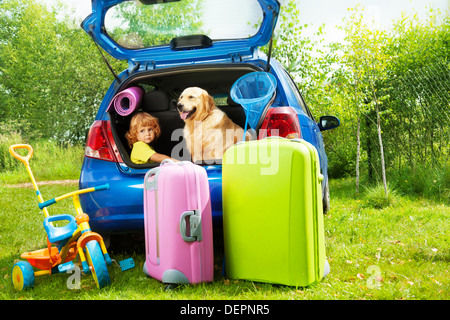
[323,179,330,214]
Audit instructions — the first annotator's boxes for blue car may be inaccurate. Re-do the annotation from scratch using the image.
[79,0,340,237]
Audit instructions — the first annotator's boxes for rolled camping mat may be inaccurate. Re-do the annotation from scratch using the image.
[106,86,145,116]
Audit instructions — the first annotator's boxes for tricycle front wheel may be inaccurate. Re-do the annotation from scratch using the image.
[85,240,110,289]
[12,261,35,291]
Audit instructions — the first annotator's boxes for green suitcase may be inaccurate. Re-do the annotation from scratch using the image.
[222,137,329,287]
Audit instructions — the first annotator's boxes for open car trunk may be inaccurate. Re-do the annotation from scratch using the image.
[109,64,264,168]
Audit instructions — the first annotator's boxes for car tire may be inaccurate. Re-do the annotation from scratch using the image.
[323,179,330,214]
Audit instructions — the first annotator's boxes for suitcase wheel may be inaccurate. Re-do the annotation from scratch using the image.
[164,283,180,291]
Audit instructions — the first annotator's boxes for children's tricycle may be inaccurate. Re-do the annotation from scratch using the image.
[9,144,133,290]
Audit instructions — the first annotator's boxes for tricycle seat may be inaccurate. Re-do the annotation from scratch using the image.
[43,214,78,247]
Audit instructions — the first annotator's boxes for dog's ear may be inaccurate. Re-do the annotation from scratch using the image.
[205,94,215,113]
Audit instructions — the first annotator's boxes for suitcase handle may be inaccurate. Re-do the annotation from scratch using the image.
[161,159,175,166]
[161,159,194,167]
[144,160,202,191]
[144,167,160,191]
[180,210,202,242]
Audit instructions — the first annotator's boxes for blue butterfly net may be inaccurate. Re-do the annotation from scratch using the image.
[230,72,277,131]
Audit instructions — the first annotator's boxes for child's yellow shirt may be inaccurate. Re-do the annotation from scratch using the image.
[130,141,156,164]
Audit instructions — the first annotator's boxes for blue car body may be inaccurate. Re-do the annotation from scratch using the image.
[78,0,339,235]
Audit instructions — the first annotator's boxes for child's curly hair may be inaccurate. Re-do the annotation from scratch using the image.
[125,112,161,148]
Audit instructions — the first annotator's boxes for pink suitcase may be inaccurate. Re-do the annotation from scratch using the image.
[142,160,214,285]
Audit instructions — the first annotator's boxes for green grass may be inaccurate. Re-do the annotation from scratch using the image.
[0,178,448,301]
[0,137,84,185]
[326,178,449,299]
[0,140,448,301]
[362,183,400,209]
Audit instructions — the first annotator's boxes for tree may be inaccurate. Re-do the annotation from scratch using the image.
[108,0,203,48]
[0,0,123,143]
[339,6,391,196]
[335,8,367,194]
[382,9,449,171]
[270,0,331,104]
[269,0,359,181]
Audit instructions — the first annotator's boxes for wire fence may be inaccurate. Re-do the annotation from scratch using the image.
[385,59,450,168]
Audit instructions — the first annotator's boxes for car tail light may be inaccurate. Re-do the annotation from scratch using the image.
[258,107,302,139]
[85,120,122,162]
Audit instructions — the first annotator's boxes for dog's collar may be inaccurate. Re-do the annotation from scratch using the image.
[201,112,212,122]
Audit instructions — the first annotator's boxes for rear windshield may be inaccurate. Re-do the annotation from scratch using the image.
[104,0,264,49]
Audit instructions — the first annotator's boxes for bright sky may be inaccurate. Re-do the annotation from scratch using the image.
[47,0,449,44]
[296,0,449,43]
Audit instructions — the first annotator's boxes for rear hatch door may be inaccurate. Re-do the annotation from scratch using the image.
[81,0,280,68]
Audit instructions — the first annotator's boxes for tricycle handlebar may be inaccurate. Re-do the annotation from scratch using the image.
[9,144,33,166]
[38,184,110,210]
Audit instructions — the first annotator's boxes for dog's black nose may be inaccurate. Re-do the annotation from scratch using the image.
[176,102,183,111]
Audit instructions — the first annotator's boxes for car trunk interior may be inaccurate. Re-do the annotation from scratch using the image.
[109,64,264,168]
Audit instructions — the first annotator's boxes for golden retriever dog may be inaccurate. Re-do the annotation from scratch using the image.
[177,87,248,162]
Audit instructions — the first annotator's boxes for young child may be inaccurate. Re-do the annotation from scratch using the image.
[126,112,174,164]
